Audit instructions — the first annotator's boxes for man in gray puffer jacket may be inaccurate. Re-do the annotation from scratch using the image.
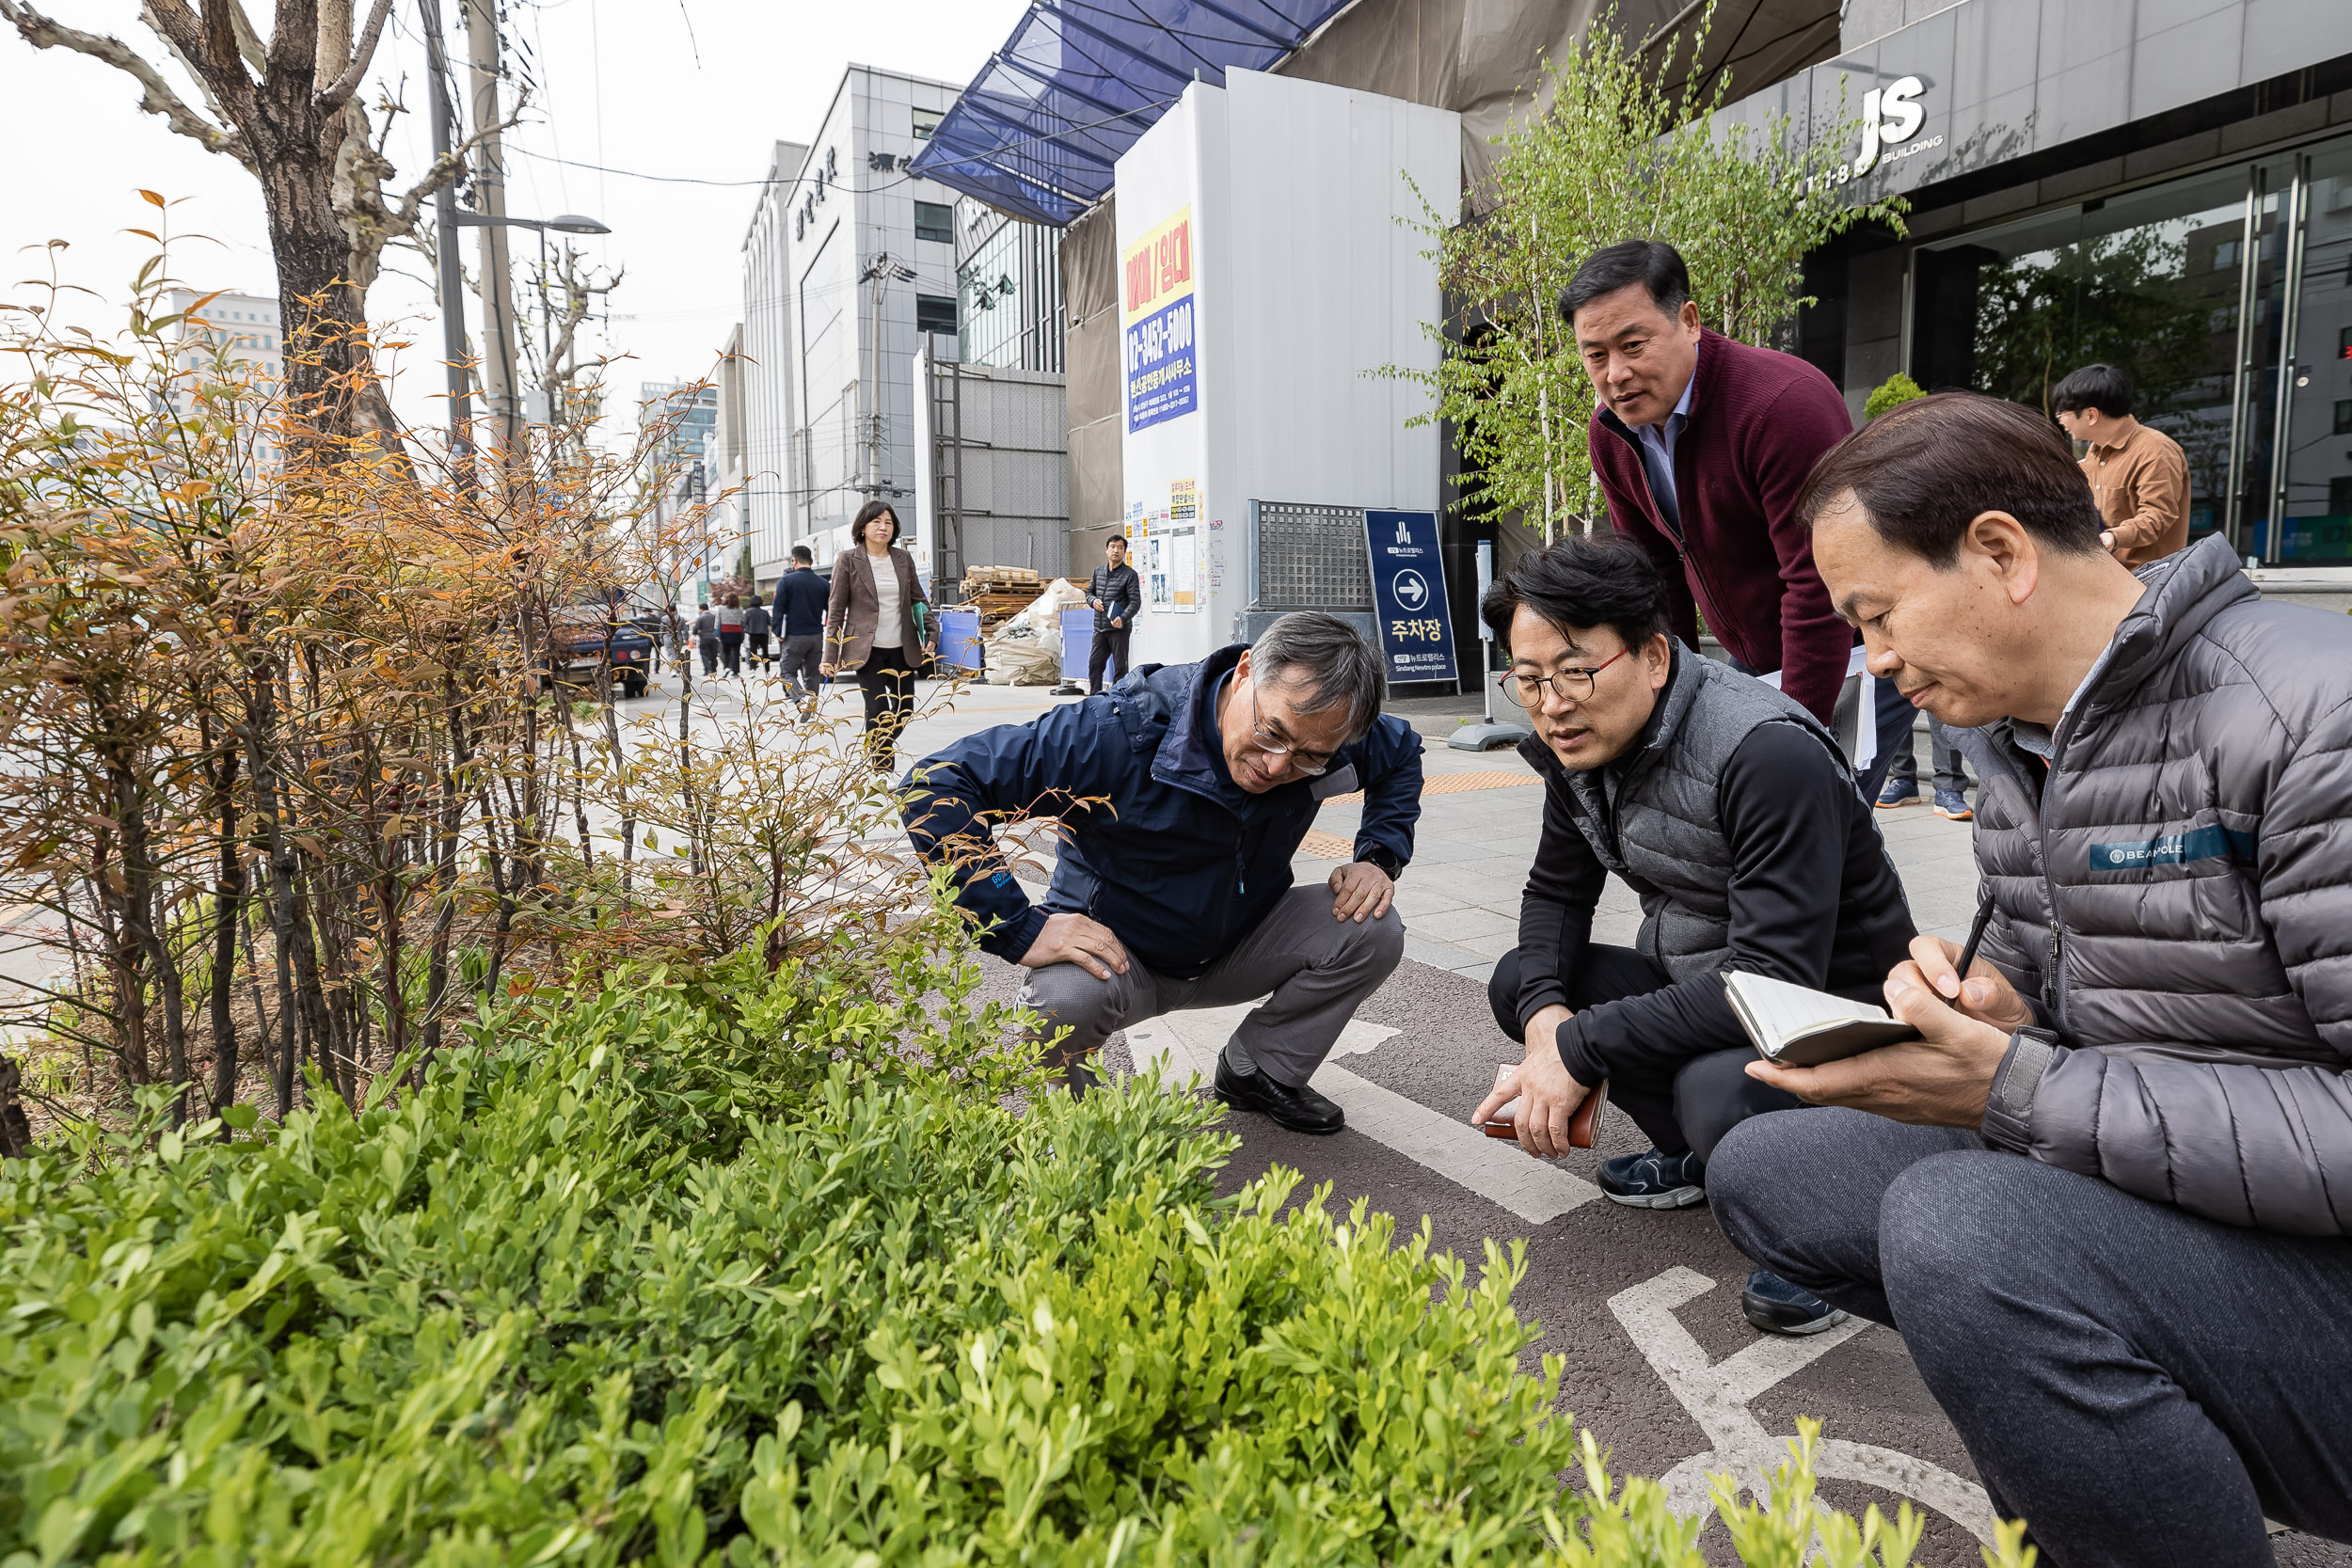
[1708,392,2352,1568]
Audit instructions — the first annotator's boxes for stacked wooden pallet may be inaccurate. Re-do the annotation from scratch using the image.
[958,565,1045,627]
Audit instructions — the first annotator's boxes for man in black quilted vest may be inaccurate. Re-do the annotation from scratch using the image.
[1710,392,2352,1567]
[1468,533,1915,1337]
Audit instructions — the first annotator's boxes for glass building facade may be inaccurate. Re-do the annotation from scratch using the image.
[1722,0,2352,566]
[1912,137,2352,562]
[955,198,1065,374]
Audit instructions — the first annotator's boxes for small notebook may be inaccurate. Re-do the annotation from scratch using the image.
[1481,1062,1608,1148]
[1724,971,1918,1067]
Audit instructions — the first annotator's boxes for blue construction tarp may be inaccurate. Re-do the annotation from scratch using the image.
[908,0,1356,227]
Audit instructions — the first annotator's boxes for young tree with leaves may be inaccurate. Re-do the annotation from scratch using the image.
[1400,8,1906,540]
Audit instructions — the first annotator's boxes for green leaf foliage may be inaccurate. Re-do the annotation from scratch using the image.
[1863,373,1927,421]
[0,925,1581,1565]
[0,922,2033,1565]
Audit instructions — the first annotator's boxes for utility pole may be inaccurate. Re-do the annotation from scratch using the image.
[466,0,522,463]
[859,252,914,500]
[418,0,472,467]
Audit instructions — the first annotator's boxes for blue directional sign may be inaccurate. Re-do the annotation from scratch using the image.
[1364,508,1457,687]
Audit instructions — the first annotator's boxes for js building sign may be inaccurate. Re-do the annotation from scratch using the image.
[1123,208,1198,433]
[1365,509,1457,686]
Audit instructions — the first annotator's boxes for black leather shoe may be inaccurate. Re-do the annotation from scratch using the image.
[1740,1269,1849,1336]
[1213,1058,1344,1135]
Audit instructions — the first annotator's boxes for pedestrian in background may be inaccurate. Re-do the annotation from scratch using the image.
[692,604,720,677]
[743,597,773,675]
[1876,714,1973,820]
[717,594,746,678]
[1566,240,1913,804]
[822,502,934,771]
[773,544,828,718]
[2052,363,2190,569]
[1086,533,1141,694]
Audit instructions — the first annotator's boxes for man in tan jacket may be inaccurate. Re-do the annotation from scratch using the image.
[2052,363,2190,568]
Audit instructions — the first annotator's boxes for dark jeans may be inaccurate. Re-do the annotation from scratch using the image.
[1089,626,1130,693]
[698,637,720,676]
[1710,1110,2352,1567]
[1884,714,1968,795]
[856,649,918,768]
[1486,944,1801,1162]
[719,632,743,676]
[745,632,771,672]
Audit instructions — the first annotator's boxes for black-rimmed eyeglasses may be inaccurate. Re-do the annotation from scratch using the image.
[1499,646,1629,708]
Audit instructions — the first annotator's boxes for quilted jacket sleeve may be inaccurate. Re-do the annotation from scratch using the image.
[1981,708,2352,1235]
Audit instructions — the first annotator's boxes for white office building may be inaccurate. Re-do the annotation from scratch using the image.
[737,66,965,582]
[167,288,285,465]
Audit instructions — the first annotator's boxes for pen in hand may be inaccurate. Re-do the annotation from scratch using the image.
[1942,890,1997,1005]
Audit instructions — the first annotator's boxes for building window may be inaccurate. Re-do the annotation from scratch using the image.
[2337,400,2352,436]
[914,108,941,141]
[916,294,958,335]
[914,201,954,244]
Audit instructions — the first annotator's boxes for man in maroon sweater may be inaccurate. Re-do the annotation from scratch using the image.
[1565,241,1912,803]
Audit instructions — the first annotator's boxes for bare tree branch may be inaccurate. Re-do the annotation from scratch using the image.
[0,0,251,166]
[313,0,389,112]
[222,0,263,71]
[384,94,528,244]
[137,0,259,150]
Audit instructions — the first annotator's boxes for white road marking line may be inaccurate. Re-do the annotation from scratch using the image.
[1129,1001,1601,1225]
[1610,1265,1993,1542]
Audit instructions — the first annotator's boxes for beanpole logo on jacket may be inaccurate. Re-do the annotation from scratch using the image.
[2089,823,2256,872]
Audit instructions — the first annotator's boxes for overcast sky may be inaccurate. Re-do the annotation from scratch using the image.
[0,0,1028,436]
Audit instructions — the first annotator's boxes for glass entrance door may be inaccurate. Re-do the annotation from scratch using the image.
[2264,142,2352,562]
[1912,166,2252,553]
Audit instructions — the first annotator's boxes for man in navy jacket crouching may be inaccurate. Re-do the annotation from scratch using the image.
[901,611,1423,1132]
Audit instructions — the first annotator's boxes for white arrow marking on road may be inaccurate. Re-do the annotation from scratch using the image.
[1609,1265,1994,1543]
[1128,1002,1601,1225]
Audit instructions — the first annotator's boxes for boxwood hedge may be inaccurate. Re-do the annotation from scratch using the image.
[0,932,2014,1566]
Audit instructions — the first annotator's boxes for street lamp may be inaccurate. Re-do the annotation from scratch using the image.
[453,213,612,235]
[418,0,611,467]
[437,208,610,455]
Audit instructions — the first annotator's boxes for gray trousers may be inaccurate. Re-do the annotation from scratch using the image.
[778,634,823,711]
[1019,884,1405,1088]
[1709,1109,2352,1567]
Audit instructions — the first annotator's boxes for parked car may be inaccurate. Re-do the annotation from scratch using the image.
[548,589,657,698]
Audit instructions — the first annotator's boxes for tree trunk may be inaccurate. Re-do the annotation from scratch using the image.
[250,104,398,452]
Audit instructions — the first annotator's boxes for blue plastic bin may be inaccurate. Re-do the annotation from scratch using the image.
[1060,608,1103,683]
[937,608,983,674]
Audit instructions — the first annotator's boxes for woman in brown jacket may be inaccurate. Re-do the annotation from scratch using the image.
[821,500,935,769]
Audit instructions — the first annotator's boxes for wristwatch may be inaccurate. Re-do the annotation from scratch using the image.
[1358,845,1405,880]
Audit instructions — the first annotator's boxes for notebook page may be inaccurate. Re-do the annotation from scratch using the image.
[1725,972,1890,1047]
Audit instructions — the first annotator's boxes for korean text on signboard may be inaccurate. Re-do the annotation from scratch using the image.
[1122,208,1197,434]
[1364,509,1457,686]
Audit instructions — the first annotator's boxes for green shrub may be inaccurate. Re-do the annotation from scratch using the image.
[0,925,2029,1566]
[1864,373,1928,421]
